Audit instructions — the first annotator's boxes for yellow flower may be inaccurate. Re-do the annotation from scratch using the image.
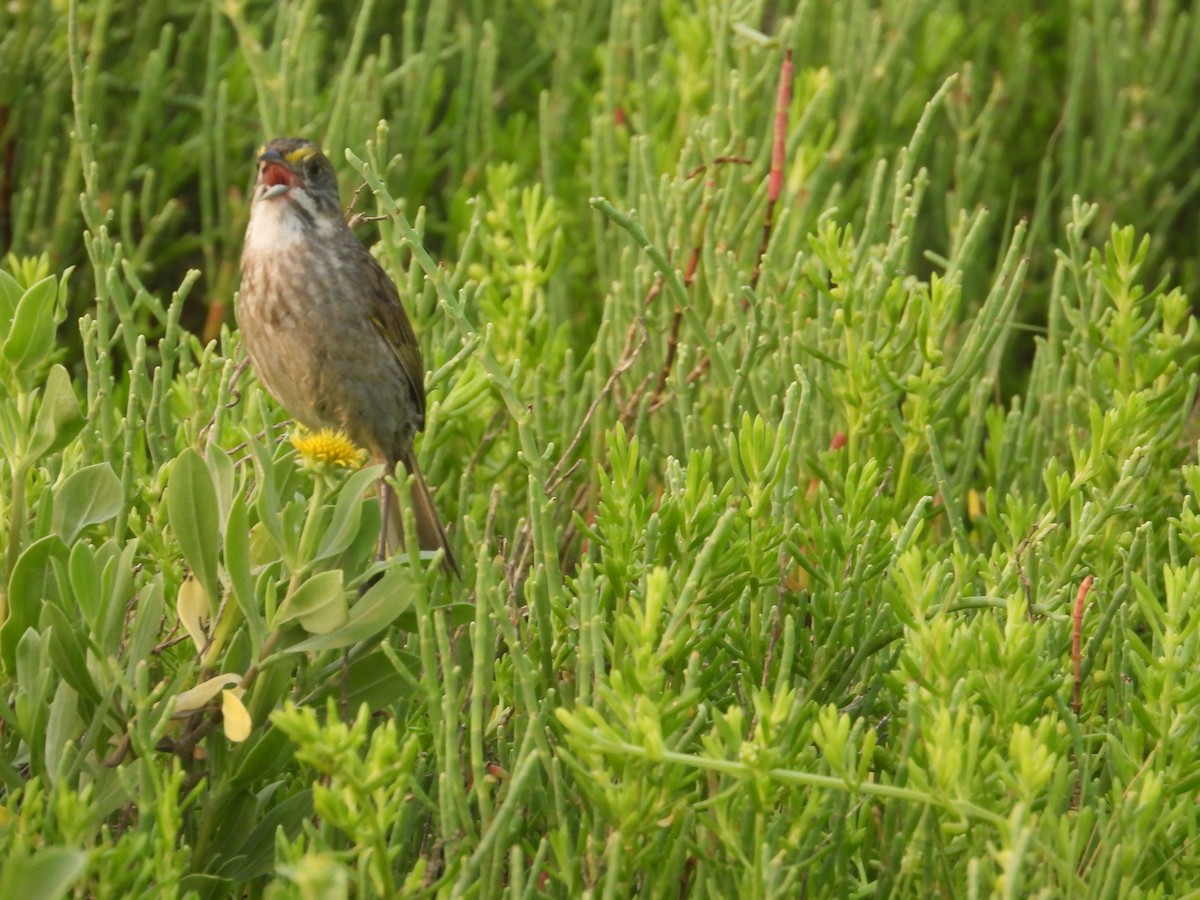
[290,428,366,471]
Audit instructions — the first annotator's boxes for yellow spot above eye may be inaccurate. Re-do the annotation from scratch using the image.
[285,147,319,165]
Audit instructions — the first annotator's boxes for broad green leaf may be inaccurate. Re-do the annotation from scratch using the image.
[1,535,68,676]
[173,674,241,717]
[274,569,348,635]
[2,274,59,374]
[0,847,87,900]
[287,566,413,653]
[51,462,123,544]
[168,448,221,614]
[25,365,84,468]
[314,464,384,562]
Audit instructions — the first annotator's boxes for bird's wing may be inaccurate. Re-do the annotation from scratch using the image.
[361,247,427,429]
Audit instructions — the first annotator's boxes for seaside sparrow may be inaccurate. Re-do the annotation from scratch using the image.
[238,137,457,574]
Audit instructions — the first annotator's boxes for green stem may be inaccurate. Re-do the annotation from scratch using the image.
[5,463,25,582]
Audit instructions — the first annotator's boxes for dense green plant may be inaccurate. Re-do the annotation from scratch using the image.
[3,0,1200,896]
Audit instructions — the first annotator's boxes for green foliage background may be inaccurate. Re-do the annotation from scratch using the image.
[3,0,1200,896]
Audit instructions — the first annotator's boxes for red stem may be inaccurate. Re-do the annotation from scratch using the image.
[751,49,793,292]
[1072,575,1093,717]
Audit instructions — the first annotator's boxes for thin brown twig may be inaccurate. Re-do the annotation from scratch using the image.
[514,314,645,583]
[513,147,754,580]
[346,180,386,229]
[642,274,666,309]
[644,233,707,413]
[760,586,784,691]
[546,319,648,493]
[197,358,251,449]
[629,201,712,420]
[1014,523,1057,609]
[169,629,284,764]
[684,355,710,387]
[462,406,510,488]
[642,309,683,416]
[484,483,503,549]
[684,156,753,181]
[556,479,594,567]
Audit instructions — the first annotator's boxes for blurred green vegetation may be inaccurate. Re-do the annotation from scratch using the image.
[3,0,1200,896]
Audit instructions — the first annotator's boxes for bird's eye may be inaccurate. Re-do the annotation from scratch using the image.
[306,159,322,180]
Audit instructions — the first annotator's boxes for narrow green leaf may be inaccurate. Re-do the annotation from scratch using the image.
[207,445,235,535]
[67,541,100,632]
[43,603,101,705]
[124,578,164,680]
[0,268,21,322]
[215,790,314,882]
[168,448,221,613]
[12,636,49,781]
[249,436,290,566]
[97,540,138,657]
[45,680,83,779]
[224,496,265,650]
[231,726,296,787]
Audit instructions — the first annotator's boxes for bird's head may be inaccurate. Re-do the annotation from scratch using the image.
[251,138,343,223]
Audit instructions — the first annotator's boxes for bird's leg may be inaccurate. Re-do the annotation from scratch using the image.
[376,478,393,563]
[358,475,392,601]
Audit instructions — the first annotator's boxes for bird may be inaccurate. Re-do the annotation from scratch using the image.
[237,137,457,575]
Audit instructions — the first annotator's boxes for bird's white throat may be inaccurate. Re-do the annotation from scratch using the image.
[246,187,343,255]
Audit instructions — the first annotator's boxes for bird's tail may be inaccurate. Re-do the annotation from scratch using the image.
[388,451,459,576]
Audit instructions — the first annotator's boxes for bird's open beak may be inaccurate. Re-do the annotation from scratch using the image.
[257,148,295,200]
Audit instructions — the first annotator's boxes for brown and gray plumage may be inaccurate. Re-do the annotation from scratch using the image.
[238,137,457,574]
